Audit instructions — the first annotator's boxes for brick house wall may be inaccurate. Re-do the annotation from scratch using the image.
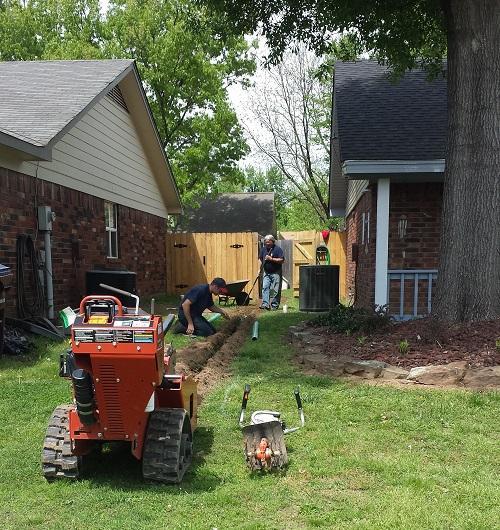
[346,185,377,308]
[0,166,167,316]
[346,181,443,311]
[388,182,442,269]
[387,182,442,314]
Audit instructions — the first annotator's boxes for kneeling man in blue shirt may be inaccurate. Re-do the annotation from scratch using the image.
[176,277,230,336]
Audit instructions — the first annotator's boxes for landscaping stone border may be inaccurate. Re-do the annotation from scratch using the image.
[289,325,500,390]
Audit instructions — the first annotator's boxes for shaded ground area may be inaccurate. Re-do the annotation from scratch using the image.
[173,307,257,401]
[308,317,500,369]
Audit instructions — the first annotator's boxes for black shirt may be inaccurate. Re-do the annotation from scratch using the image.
[259,244,285,274]
[179,284,214,318]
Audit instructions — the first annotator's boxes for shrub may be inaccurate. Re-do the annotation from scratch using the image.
[310,304,391,335]
[398,339,410,355]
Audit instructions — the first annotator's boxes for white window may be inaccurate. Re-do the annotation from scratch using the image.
[105,202,118,258]
[361,211,370,245]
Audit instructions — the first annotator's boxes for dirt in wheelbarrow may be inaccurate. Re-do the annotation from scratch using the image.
[173,306,257,402]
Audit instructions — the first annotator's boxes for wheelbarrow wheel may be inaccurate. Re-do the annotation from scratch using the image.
[235,292,250,306]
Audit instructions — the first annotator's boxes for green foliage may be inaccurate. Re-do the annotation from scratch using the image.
[105,0,256,204]
[243,166,290,229]
[0,0,104,60]
[220,164,341,231]
[280,196,325,231]
[206,0,446,75]
[357,335,367,345]
[496,338,500,350]
[310,304,392,335]
[399,339,410,355]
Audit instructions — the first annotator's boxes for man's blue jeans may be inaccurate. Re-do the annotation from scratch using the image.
[177,312,216,336]
[262,272,281,309]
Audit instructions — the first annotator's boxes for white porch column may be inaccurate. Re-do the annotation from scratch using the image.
[374,178,390,308]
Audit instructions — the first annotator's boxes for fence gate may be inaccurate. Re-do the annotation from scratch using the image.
[166,232,259,295]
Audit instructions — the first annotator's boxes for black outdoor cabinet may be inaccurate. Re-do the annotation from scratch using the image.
[86,270,137,306]
[299,265,340,312]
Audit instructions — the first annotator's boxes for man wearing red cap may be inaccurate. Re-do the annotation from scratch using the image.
[176,277,230,336]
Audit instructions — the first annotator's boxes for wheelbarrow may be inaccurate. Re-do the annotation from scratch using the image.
[218,279,250,306]
[239,384,305,470]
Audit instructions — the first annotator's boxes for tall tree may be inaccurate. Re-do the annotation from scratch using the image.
[0,0,104,60]
[243,46,331,224]
[207,0,500,322]
[241,166,292,230]
[106,0,255,203]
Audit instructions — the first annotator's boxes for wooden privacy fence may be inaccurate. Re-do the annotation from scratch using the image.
[279,230,347,300]
[165,230,347,301]
[165,232,259,295]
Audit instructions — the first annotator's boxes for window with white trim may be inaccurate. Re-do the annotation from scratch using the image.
[361,211,370,246]
[105,202,119,258]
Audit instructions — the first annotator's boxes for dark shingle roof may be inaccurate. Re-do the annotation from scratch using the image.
[0,60,134,148]
[178,193,276,236]
[334,60,447,161]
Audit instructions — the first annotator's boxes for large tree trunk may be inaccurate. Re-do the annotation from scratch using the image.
[433,0,500,321]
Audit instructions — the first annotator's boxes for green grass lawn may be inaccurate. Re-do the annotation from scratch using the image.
[1,294,499,529]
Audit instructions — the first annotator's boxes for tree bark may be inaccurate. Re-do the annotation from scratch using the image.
[433,0,500,321]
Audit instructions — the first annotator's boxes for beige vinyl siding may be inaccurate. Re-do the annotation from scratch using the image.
[329,137,348,216]
[346,179,369,216]
[0,96,169,218]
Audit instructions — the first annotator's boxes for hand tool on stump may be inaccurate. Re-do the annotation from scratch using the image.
[239,384,305,470]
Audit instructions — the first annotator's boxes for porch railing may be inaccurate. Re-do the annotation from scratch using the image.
[387,269,438,321]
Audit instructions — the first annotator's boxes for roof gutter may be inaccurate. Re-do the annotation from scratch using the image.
[0,131,52,161]
[342,159,445,176]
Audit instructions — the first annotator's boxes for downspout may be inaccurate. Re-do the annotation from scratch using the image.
[374,179,390,309]
[38,206,55,319]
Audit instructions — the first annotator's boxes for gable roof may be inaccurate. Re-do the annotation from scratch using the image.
[0,60,135,158]
[0,59,182,213]
[329,60,447,216]
[178,193,276,236]
[334,60,447,162]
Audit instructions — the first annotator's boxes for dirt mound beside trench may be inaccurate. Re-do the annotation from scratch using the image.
[174,308,257,401]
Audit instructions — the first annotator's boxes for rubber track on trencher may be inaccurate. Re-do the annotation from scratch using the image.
[42,404,80,480]
[142,408,193,483]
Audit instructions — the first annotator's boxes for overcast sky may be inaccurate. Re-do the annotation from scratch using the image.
[226,40,271,170]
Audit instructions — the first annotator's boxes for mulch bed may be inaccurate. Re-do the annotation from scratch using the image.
[311,317,500,368]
